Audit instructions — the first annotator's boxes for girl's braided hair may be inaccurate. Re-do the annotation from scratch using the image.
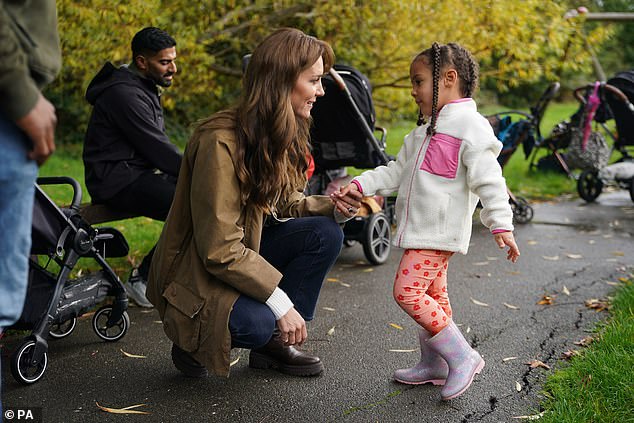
[414,42,479,135]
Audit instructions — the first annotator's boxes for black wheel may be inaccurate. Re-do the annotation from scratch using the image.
[343,239,356,248]
[362,213,391,265]
[92,306,130,342]
[49,317,77,339]
[10,340,48,385]
[577,170,603,202]
[511,197,534,224]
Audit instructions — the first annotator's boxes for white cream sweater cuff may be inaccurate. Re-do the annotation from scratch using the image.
[265,287,294,320]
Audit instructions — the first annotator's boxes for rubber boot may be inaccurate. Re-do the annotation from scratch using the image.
[393,329,448,385]
[426,321,485,400]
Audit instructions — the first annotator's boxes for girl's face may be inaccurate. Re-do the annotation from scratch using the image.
[291,56,325,119]
[410,59,460,119]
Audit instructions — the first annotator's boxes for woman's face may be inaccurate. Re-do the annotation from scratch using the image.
[291,56,325,119]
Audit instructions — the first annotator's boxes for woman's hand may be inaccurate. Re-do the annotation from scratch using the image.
[330,183,363,218]
[494,231,520,263]
[277,307,308,346]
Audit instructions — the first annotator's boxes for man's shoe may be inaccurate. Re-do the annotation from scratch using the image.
[125,268,153,308]
[171,343,208,378]
[249,333,324,377]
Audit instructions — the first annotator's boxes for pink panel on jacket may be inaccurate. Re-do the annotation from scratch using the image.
[420,133,462,179]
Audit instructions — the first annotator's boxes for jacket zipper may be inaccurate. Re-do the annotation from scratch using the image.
[397,133,430,245]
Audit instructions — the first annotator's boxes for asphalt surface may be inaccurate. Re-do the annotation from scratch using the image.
[3,189,633,423]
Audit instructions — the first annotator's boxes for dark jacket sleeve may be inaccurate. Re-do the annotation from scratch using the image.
[0,3,40,120]
[103,84,182,176]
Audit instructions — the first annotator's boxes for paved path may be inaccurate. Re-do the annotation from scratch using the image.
[3,191,633,422]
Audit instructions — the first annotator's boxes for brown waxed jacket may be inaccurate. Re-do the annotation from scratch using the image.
[146,112,335,377]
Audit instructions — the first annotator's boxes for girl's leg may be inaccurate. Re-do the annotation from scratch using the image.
[393,249,453,334]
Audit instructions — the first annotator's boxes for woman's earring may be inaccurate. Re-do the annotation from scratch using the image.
[417,111,426,126]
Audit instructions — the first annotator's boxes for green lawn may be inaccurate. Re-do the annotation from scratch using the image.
[539,274,634,423]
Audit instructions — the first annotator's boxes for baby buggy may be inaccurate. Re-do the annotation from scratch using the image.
[308,64,394,264]
[6,176,130,384]
[485,83,561,223]
[573,71,634,202]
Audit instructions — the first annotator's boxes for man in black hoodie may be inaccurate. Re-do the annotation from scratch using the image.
[83,27,182,308]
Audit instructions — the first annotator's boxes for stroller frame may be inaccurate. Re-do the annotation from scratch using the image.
[7,176,130,385]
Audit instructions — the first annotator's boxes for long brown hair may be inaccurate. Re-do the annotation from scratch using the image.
[414,42,479,135]
[229,28,335,211]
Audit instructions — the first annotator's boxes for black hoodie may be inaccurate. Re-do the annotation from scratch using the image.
[83,62,182,202]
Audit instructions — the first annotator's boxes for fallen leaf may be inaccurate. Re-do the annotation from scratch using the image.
[339,282,351,287]
[96,402,150,415]
[611,251,625,256]
[542,255,560,261]
[562,286,570,296]
[389,323,403,330]
[362,268,374,273]
[574,336,594,347]
[605,281,621,286]
[565,253,583,259]
[502,356,519,362]
[327,326,335,336]
[537,295,555,305]
[503,303,519,310]
[515,381,522,392]
[561,349,581,360]
[466,326,471,333]
[322,307,336,311]
[618,277,629,282]
[525,359,551,370]
[388,349,418,353]
[527,240,538,245]
[470,297,489,307]
[230,357,240,367]
[120,349,146,359]
[473,261,489,266]
[326,278,340,282]
[486,257,499,261]
[584,298,609,312]
[512,411,545,420]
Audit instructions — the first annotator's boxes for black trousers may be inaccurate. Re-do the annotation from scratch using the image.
[104,172,176,279]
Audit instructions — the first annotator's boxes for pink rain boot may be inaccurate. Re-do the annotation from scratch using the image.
[426,321,485,400]
[393,329,448,385]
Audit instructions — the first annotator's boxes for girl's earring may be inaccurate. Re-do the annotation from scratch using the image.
[417,110,426,126]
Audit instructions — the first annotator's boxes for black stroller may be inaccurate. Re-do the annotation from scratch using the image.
[6,176,130,384]
[574,71,634,202]
[485,83,561,223]
[309,64,394,264]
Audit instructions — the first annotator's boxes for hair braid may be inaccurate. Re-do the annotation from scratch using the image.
[427,42,441,136]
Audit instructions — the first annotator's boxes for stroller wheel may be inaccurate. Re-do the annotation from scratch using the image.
[577,170,603,202]
[10,340,48,385]
[49,317,77,339]
[92,306,130,342]
[363,212,391,265]
[511,197,534,224]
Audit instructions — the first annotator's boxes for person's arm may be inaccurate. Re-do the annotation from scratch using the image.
[0,4,57,165]
[106,86,182,176]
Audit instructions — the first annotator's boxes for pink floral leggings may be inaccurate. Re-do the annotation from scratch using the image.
[393,249,454,335]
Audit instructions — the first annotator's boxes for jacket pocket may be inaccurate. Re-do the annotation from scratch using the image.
[420,133,462,179]
[162,281,205,352]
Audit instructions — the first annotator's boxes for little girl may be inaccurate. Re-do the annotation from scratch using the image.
[333,42,520,400]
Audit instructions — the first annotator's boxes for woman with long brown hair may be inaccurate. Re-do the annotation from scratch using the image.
[146,28,362,378]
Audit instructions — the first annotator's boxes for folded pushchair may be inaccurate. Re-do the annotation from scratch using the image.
[574,71,634,202]
[6,176,130,384]
[308,64,394,264]
[485,83,561,223]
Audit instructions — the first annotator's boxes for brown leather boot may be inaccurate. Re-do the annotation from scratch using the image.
[248,333,324,377]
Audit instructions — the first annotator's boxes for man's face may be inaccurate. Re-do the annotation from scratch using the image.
[137,46,177,87]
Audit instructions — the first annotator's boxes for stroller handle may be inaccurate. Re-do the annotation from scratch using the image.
[574,83,631,106]
[36,176,83,211]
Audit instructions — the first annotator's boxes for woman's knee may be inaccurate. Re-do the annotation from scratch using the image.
[311,216,343,256]
[229,296,276,349]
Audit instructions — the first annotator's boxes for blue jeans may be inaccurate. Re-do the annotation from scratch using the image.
[0,114,37,330]
[0,113,37,416]
[229,216,343,349]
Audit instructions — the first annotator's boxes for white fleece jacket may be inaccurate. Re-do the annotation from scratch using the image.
[353,99,513,254]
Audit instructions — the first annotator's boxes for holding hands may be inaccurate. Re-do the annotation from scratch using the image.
[330,183,363,219]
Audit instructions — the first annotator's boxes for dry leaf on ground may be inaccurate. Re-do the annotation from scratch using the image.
[585,298,609,312]
[562,286,570,296]
[326,278,339,282]
[515,381,522,392]
[574,336,594,347]
[388,349,418,353]
[542,255,560,261]
[362,268,374,273]
[525,359,551,370]
[561,349,581,360]
[512,411,545,420]
[96,402,150,415]
[120,349,146,359]
[503,303,519,310]
[322,307,336,311]
[389,323,403,330]
[327,326,335,336]
[470,297,489,307]
[230,357,240,367]
[565,253,583,259]
[537,295,555,305]
[502,356,519,362]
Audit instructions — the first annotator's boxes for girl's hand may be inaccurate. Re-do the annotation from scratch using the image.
[330,183,362,218]
[494,231,520,263]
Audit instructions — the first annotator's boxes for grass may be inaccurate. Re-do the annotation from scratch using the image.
[539,274,634,423]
